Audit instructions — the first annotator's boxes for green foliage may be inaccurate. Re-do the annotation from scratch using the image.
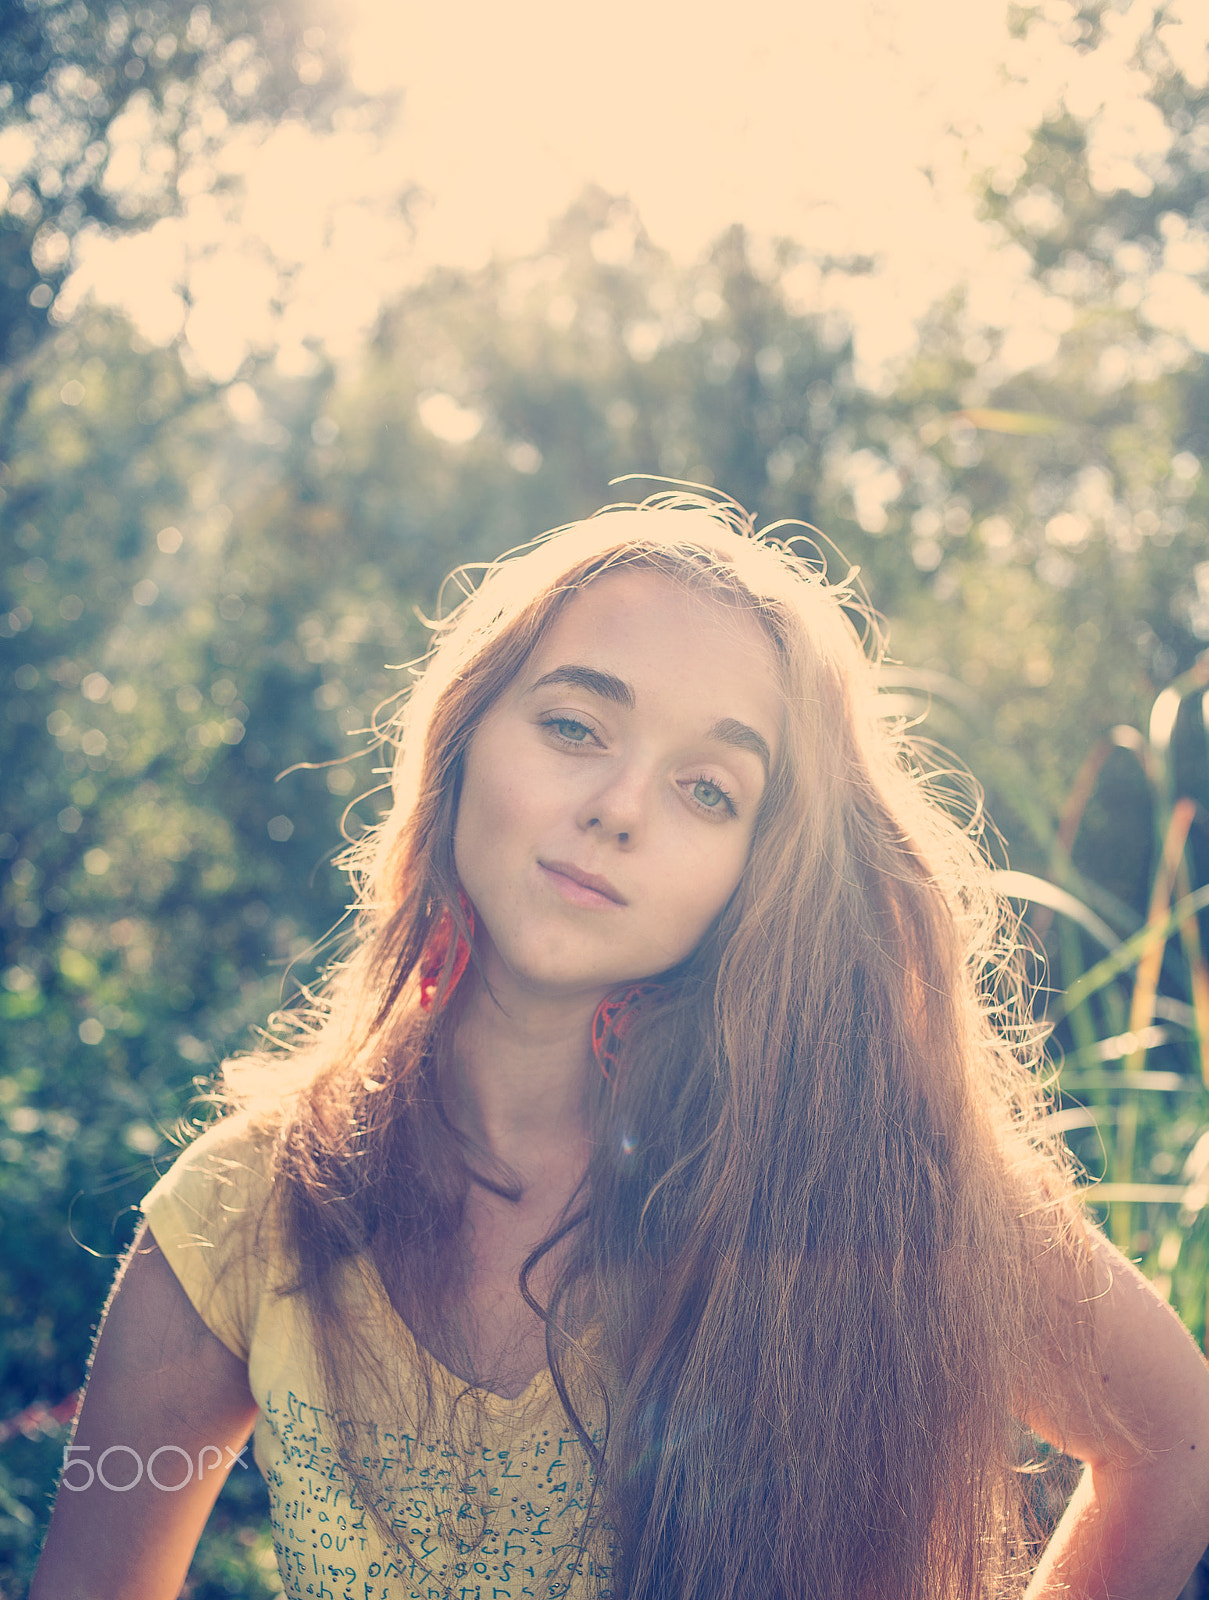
[0,1415,283,1595]
[906,659,1209,1341]
[0,0,357,372]
[1040,655,1209,1334]
[994,0,1209,272]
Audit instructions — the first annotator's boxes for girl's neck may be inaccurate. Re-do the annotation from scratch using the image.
[447,979,599,1175]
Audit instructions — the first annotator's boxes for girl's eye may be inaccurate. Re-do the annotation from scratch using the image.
[542,716,595,746]
[689,777,736,816]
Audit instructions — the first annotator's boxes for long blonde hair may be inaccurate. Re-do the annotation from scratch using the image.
[219,491,1111,1598]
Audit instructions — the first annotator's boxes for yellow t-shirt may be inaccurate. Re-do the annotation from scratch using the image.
[141,1117,612,1600]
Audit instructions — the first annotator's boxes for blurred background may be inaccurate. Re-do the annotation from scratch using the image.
[2,0,1209,1590]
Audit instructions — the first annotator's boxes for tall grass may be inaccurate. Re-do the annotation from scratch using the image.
[890,658,1209,1345]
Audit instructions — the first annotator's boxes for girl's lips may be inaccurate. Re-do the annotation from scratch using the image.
[538,860,626,908]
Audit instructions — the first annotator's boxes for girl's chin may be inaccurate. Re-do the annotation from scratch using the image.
[470,934,662,1002]
[472,955,613,1005]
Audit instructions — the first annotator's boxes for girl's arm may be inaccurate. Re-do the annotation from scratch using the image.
[30,1219,260,1600]
[1026,1229,1209,1599]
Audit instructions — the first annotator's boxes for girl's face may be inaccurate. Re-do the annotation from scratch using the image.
[453,567,782,1007]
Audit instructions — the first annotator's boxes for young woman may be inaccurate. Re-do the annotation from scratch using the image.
[32,493,1209,1600]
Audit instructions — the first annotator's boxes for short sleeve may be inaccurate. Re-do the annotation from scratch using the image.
[140,1113,277,1363]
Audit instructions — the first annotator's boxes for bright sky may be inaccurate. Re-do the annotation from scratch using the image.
[58,0,1209,383]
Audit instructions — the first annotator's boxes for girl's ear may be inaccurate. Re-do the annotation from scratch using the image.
[418,893,475,1013]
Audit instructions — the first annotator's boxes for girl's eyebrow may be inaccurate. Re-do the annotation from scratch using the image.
[527,664,635,708]
[709,717,771,781]
[526,665,771,780]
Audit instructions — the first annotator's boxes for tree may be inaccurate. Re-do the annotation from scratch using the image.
[0,0,355,376]
[841,0,1209,877]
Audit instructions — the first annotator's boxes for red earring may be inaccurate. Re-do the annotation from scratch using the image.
[418,892,475,1013]
[592,983,658,1082]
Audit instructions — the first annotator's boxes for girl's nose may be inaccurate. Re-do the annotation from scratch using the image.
[578,760,651,845]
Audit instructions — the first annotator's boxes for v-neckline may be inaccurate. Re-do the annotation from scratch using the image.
[356,1252,554,1410]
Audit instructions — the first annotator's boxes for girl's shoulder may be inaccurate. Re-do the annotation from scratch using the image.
[143,1108,282,1220]
[139,1109,287,1364]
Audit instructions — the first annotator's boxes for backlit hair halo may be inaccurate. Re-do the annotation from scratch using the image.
[418,893,655,1081]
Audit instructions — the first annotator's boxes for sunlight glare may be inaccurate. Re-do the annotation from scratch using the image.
[185,250,279,381]
[61,0,1205,380]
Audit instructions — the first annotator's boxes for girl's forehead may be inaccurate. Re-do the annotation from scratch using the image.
[524,566,785,752]
[547,564,768,647]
